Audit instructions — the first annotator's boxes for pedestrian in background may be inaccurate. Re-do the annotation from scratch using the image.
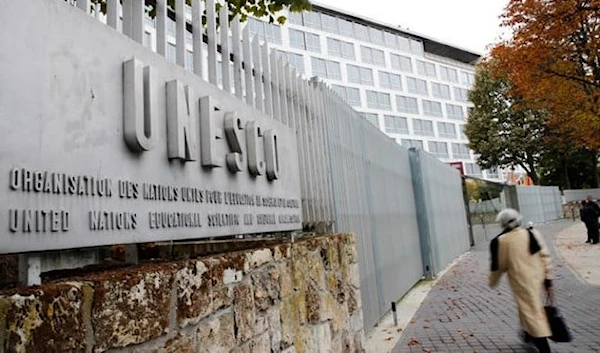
[580,195,600,244]
[489,208,554,353]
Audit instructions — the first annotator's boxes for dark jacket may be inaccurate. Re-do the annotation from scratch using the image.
[581,202,600,227]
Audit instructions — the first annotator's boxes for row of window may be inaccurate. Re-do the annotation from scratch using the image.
[395,138,472,160]
[285,28,474,84]
[287,10,425,56]
[362,114,469,141]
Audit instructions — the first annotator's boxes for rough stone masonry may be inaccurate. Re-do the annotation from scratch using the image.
[0,234,364,353]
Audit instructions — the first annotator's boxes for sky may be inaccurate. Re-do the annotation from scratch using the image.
[314,0,510,55]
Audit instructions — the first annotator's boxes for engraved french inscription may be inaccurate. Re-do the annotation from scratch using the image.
[207,213,240,227]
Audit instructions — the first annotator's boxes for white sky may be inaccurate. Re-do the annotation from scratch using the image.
[314,0,510,55]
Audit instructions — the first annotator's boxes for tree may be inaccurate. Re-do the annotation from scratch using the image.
[491,0,600,149]
[464,63,548,185]
[90,0,312,24]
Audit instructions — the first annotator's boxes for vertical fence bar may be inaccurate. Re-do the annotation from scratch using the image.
[206,0,218,85]
[107,0,118,29]
[131,0,144,44]
[122,0,133,38]
[156,0,167,56]
[242,27,254,106]
[77,0,90,13]
[261,44,273,117]
[310,80,328,226]
[303,79,319,225]
[232,16,243,98]
[175,0,186,67]
[191,0,204,78]
[252,36,264,112]
[279,59,289,126]
[219,5,232,93]
[270,51,281,122]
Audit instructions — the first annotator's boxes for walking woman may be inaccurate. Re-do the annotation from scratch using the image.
[489,209,554,353]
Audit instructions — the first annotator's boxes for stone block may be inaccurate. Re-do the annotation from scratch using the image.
[233,279,255,343]
[250,332,271,353]
[245,249,274,271]
[272,244,291,261]
[353,331,365,352]
[164,333,196,353]
[0,283,89,353]
[279,294,302,347]
[212,285,233,312]
[311,323,332,353]
[91,266,174,352]
[347,284,362,315]
[210,253,246,287]
[278,263,293,298]
[254,312,268,336]
[176,260,213,328]
[267,306,282,353]
[197,312,235,353]
[251,265,280,312]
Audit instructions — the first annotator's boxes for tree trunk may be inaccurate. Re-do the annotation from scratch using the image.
[564,155,571,189]
[595,152,600,188]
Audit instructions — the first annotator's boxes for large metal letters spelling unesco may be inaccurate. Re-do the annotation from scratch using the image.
[0,0,302,253]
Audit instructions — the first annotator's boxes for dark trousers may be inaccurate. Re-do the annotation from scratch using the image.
[586,224,599,243]
[532,337,551,353]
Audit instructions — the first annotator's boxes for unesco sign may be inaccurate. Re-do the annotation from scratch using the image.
[0,3,302,254]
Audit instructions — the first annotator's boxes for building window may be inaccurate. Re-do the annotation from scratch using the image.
[446,104,465,120]
[333,85,361,107]
[303,11,322,30]
[289,29,320,52]
[440,66,459,83]
[431,83,451,100]
[396,95,419,114]
[417,60,437,78]
[390,54,412,72]
[413,118,434,136]
[378,71,402,90]
[354,23,370,41]
[398,36,411,52]
[460,71,475,86]
[453,87,468,102]
[406,77,428,96]
[438,122,457,138]
[459,124,467,139]
[366,90,392,110]
[278,51,305,74]
[361,46,385,67]
[339,19,355,38]
[422,100,443,117]
[321,14,339,34]
[384,32,398,50]
[409,39,424,55]
[185,50,193,71]
[465,163,482,176]
[362,113,379,128]
[452,143,470,159]
[369,28,384,46]
[384,115,409,134]
[428,141,449,158]
[311,57,341,80]
[347,65,373,85]
[247,18,282,44]
[402,139,423,149]
[287,12,304,25]
[328,38,355,60]
[486,168,499,179]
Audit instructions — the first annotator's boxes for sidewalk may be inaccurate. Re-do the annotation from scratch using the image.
[365,220,600,353]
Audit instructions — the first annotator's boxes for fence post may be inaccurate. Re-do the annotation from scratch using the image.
[409,148,434,279]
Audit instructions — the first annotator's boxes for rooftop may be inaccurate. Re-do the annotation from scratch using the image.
[312,1,482,65]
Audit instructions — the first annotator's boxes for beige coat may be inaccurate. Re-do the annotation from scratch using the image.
[489,227,553,337]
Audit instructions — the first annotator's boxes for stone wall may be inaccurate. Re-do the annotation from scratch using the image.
[0,234,364,353]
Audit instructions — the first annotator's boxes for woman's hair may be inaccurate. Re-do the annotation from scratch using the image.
[496,208,523,230]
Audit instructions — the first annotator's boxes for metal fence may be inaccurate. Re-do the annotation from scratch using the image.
[516,186,563,224]
[563,188,600,203]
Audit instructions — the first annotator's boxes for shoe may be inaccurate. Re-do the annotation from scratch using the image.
[586,239,591,243]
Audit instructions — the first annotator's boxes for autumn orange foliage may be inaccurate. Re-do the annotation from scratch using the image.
[491,0,600,149]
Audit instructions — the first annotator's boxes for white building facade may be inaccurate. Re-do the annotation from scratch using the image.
[138,2,497,180]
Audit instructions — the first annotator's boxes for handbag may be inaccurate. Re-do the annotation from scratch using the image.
[544,291,572,342]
